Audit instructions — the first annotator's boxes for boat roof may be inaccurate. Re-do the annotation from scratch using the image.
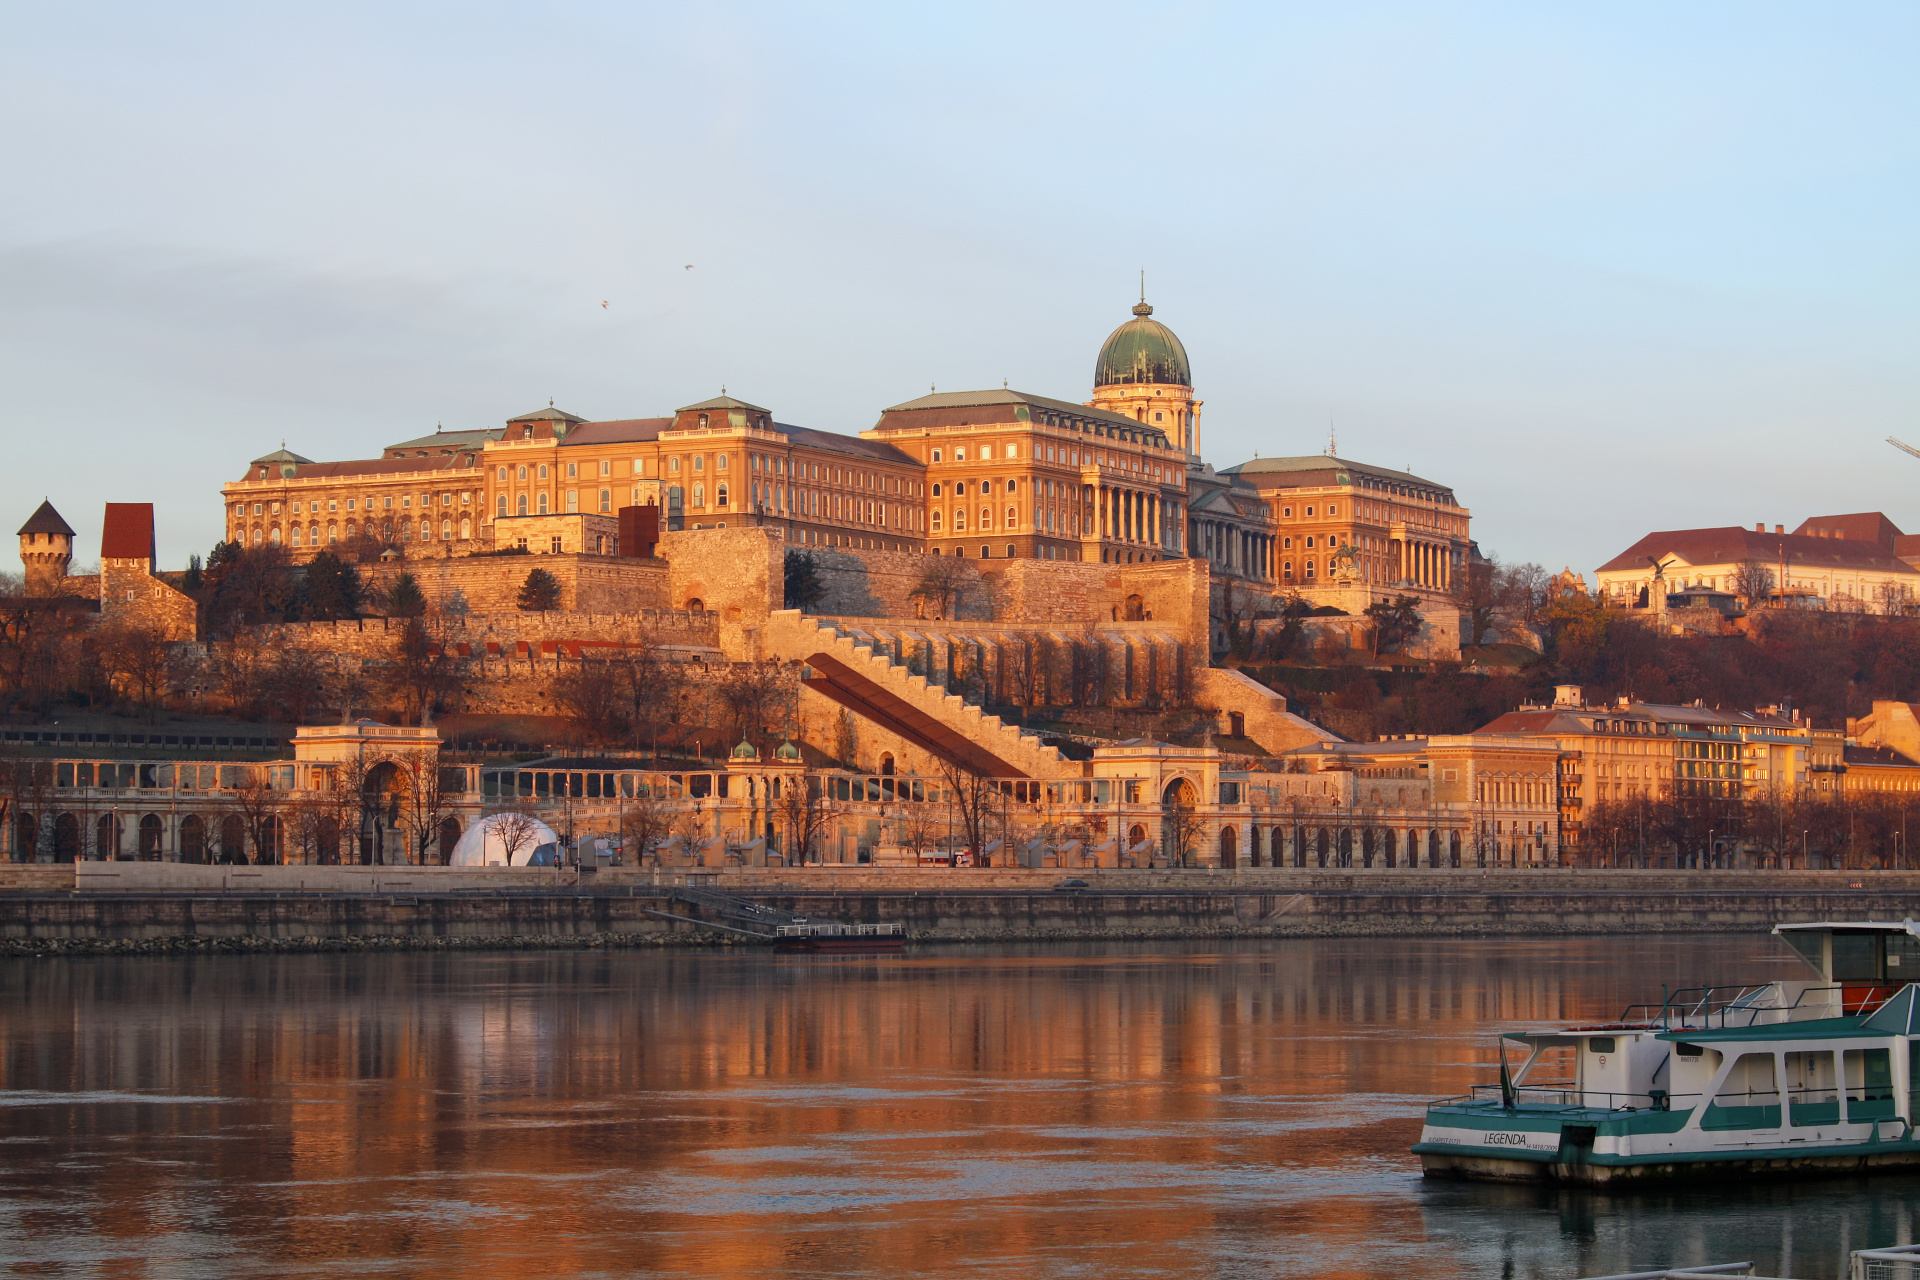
[1774,920,1920,935]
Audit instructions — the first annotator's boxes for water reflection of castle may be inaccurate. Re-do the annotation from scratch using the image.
[0,939,1794,1276]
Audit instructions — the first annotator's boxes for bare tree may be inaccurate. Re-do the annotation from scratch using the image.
[1161,788,1208,868]
[1731,561,1776,610]
[398,749,452,865]
[224,767,286,865]
[619,783,674,866]
[938,759,1000,866]
[1495,562,1552,631]
[487,799,545,867]
[717,660,792,755]
[98,622,176,720]
[909,556,973,621]
[774,771,841,865]
[554,658,631,745]
[382,617,464,725]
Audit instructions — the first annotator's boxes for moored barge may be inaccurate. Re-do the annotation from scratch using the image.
[1415,921,1920,1185]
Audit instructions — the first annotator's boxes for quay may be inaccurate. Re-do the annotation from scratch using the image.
[3,865,1920,954]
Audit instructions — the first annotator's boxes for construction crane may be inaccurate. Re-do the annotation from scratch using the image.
[1889,436,1920,461]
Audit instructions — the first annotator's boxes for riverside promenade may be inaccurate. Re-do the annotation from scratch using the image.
[0,863,1917,953]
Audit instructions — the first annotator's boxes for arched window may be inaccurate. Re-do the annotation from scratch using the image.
[138,814,163,860]
[1006,506,1017,528]
[290,526,303,547]
[180,815,206,864]
[537,493,549,514]
[693,484,705,507]
[716,483,728,507]
[53,813,80,863]
[441,520,451,540]
[460,518,471,539]
[953,510,965,531]
[931,512,942,531]
[497,496,508,517]
[599,489,611,513]
[537,464,549,480]
[517,465,528,481]
[980,507,991,529]
[516,495,528,516]
[268,526,281,544]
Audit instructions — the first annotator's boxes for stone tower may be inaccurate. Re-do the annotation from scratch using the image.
[16,499,74,596]
[1088,294,1203,455]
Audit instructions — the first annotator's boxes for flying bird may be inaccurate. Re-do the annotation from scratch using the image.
[600,301,608,308]
[684,264,694,270]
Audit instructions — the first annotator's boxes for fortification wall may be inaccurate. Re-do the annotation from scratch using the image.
[99,562,196,641]
[360,553,670,615]
[803,547,1209,647]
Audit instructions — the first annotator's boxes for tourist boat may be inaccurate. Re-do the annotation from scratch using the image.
[1414,920,1920,1185]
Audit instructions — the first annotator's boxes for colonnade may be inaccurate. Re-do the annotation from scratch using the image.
[1394,538,1453,590]
[1192,519,1273,582]
[1091,484,1178,558]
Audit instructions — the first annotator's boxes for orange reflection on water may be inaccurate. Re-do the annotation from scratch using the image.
[0,936,1794,1278]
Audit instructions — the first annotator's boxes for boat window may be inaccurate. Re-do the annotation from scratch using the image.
[1674,1042,1704,1058]
[1703,1052,1781,1131]
[1845,1048,1896,1122]
[1587,1037,1616,1054]
[1888,934,1920,975]
[1781,930,1824,975]
[1832,932,1883,981]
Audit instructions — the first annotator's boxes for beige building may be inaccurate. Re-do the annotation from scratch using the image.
[1475,687,1823,856]
[1595,519,1920,611]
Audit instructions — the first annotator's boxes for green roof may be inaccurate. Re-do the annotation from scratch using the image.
[1094,302,1191,388]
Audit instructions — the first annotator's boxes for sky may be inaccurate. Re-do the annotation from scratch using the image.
[3,1,1916,577]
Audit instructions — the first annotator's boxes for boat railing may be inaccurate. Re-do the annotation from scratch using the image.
[1441,1084,1705,1112]
[1620,984,1878,1030]
[772,921,906,938]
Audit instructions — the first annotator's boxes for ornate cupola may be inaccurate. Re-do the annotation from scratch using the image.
[1088,293,1202,455]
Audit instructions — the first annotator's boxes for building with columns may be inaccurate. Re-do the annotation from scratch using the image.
[212,296,1461,593]
[1220,455,1469,594]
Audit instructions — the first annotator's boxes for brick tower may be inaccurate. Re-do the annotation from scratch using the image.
[16,499,74,596]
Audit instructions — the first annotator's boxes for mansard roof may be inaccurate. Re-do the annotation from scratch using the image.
[1792,512,1905,551]
[1596,527,1920,576]
[558,418,674,446]
[506,406,587,424]
[383,427,503,454]
[16,500,73,538]
[1222,454,1456,502]
[872,388,1173,448]
[676,395,771,414]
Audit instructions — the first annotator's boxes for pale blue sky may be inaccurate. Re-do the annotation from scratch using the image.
[3,2,1915,577]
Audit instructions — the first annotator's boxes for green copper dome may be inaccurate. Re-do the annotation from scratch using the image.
[1094,301,1191,388]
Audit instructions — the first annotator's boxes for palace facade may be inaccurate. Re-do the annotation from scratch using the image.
[218,300,1466,599]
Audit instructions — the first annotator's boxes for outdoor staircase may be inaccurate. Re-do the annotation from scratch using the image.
[759,610,1077,778]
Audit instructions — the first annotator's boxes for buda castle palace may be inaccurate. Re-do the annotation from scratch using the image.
[219,298,1471,605]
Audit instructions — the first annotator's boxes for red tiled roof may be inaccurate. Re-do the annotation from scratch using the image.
[1596,527,1917,575]
[1792,512,1904,551]
[99,503,154,562]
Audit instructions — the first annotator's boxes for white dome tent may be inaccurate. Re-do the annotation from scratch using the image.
[449,813,562,867]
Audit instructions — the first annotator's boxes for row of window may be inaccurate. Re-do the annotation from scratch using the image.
[234,492,470,520]
[241,519,470,548]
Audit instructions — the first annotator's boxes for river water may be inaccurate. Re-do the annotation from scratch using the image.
[0,935,1915,1278]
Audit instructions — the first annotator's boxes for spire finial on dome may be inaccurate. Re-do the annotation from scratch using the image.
[1133,269,1152,317]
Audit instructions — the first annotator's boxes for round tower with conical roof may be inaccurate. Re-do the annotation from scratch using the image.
[16,500,74,596]
[1088,295,1202,455]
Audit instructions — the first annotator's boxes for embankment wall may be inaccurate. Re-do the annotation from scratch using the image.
[3,867,1919,951]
